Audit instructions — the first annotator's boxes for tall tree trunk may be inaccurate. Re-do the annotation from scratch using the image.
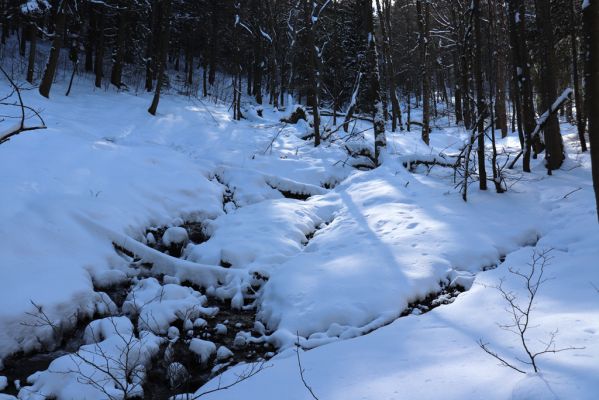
[570,0,587,151]
[1,4,8,45]
[583,0,599,220]
[416,0,430,145]
[144,0,158,92]
[39,1,67,98]
[148,0,172,116]
[362,0,386,164]
[473,0,487,190]
[19,22,27,57]
[303,0,320,146]
[375,0,402,132]
[507,2,524,148]
[94,8,105,89]
[252,40,263,104]
[26,22,37,84]
[509,0,536,172]
[453,50,463,124]
[84,8,94,72]
[490,0,508,138]
[110,5,128,88]
[208,0,218,86]
[534,0,564,173]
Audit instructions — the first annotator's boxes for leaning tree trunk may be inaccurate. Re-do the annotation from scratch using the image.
[534,0,564,173]
[39,2,67,98]
[148,0,172,116]
[583,0,599,221]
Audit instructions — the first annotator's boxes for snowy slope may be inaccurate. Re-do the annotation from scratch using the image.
[0,78,598,399]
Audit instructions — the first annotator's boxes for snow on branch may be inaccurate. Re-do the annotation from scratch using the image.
[531,88,573,139]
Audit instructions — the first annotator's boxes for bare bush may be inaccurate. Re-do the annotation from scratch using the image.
[0,64,46,145]
[478,249,583,373]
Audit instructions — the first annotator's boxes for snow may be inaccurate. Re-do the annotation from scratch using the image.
[0,75,597,399]
[162,226,189,247]
[216,346,234,361]
[122,278,213,334]
[19,318,162,400]
[189,339,217,364]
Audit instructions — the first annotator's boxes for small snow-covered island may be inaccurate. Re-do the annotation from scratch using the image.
[1,0,598,399]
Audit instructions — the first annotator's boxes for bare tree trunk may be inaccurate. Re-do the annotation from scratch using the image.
[148,0,172,116]
[303,0,320,146]
[416,0,430,145]
[208,0,218,86]
[110,4,128,89]
[375,0,402,132]
[473,0,487,190]
[583,0,599,220]
[509,0,536,172]
[453,50,463,125]
[19,22,26,57]
[534,0,564,173]
[491,1,508,138]
[94,8,105,89]
[507,3,524,148]
[570,0,587,152]
[39,1,67,98]
[362,0,386,164]
[26,21,37,84]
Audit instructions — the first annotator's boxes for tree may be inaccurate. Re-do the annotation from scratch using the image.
[569,0,587,152]
[110,1,129,89]
[508,0,537,173]
[148,0,172,116]
[39,0,69,98]
[534,0,565,173]
[303,0,321,147]
[375,0,402,132]
[361,0,386,164]
[415,0,430,145]
[584,0,599,220]
[473,0,487,190]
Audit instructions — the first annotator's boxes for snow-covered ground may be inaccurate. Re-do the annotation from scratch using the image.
[0,77,598,399]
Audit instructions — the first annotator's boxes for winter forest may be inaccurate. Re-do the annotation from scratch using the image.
[0,0,598,398]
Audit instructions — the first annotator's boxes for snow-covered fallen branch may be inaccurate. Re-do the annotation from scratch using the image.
[75,215,251,308]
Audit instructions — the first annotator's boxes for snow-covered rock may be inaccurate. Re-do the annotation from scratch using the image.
[216,346,233,361]
[189,338,217,364]
[214,324,227,335]
[162,226,189,247]
[0,376,7,391]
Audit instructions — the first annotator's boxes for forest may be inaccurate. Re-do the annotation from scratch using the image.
[0,0,598,399]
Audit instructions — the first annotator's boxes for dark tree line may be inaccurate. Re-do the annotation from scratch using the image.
[1,0,598,214]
